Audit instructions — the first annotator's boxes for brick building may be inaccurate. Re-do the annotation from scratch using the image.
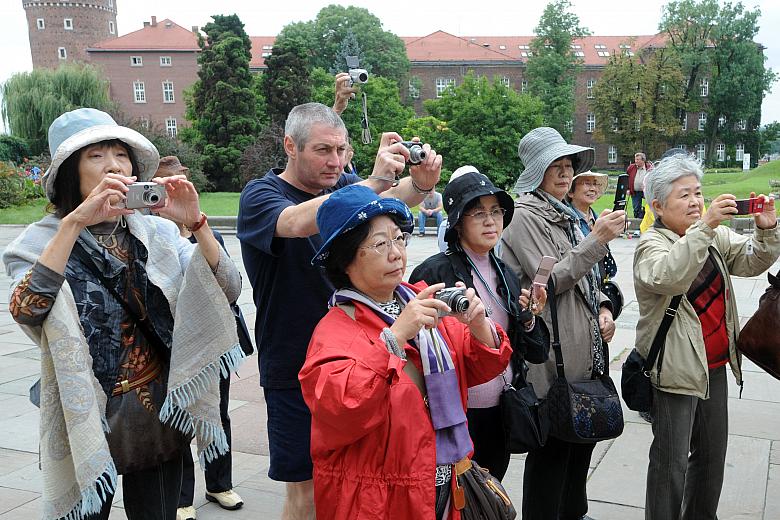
[87,17,200,136]
[22,0,118,69]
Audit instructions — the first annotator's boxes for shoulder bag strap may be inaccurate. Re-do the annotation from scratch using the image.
[546,278,565,378]
[71,240,169,354]
[337,302,427,400]
[645,294,683,373]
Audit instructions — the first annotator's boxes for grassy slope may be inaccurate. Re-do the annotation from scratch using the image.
[0,162,777,224]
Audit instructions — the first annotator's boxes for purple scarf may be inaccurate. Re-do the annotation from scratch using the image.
[331,285,472,465]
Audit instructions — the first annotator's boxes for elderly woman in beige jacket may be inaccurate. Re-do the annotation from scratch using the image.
[501,127,626,520]
[634,152,780,520]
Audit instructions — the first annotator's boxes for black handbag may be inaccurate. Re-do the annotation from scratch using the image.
[232,303,255,356]
[499,364,549,453]
[542,279,624,444]
[621,295,682,413]
[454,458,517,520]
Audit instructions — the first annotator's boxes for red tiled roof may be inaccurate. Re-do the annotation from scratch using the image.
[89,19,199,51]
[249,36,276,69]
[404,30,517,62]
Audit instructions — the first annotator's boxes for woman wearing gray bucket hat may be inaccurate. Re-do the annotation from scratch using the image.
[3,108,243,520]
[409,168,550,481]
[501,127,626,520]
[299,184,511,519]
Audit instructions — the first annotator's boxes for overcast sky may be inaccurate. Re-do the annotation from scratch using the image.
[1,0,779,132]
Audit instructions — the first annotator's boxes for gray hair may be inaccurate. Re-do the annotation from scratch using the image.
[634,152,646,161]
[285,102,347,151]
[644,153,703,216]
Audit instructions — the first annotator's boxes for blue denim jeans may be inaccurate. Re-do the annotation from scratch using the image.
[418,210,443,234]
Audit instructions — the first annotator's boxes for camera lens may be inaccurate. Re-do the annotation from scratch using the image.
[143,190,160,205]
[451,296,470,314]
[408,145,427,165]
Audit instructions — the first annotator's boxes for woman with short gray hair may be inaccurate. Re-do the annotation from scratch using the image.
[633,152,780,519]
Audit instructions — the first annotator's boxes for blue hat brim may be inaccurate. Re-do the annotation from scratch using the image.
[311,198,414,266]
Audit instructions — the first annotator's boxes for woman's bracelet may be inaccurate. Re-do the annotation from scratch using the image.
[411,178,434,194]
[185,212,207,233]
[381,327,406,360]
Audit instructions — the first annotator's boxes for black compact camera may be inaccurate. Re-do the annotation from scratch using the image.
[435,287,470,317]
[401,141,427,165]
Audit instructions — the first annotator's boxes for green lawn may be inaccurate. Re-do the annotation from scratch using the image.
[1,163,778,225]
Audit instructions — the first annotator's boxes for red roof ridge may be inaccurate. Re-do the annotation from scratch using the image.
[89,18,200,51]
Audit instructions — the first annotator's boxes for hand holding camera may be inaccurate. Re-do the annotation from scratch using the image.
[67,172,136,228]
[147,175,203,231]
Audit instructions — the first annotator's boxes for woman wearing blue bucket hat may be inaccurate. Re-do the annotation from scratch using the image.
[3,108,243,520]
[299,184,512,519]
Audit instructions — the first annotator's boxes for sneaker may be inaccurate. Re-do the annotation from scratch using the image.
[176,506,196,520]
[417,232,426,237]
[205,489,244,510]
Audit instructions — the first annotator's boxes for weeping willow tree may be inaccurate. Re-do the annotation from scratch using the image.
[1,63,114,155]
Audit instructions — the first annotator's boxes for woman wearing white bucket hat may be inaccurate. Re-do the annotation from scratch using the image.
[501,127,626,520]
[3,108,243,520]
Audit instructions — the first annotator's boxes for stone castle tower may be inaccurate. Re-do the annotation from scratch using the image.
[22,0,118,69]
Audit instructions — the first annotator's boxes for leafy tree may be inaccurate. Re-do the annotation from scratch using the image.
[238,122,287,187]
[186,15,259,191]
[331,30,367,75]
[309,68,415,176]
[660,0,776,166]
[0,135,31,165]
[276,5,409,84]
[1,63,114,155]
[759,122,780,157]
[525,0,590,139]
[262,36,312,126]
[592,46,685,162]
[423,72,545,190]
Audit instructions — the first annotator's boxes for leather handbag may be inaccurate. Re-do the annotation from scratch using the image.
[621,295,682,412]
[737,271,780,380]
[454,458,517,520]
[542,279,624,444]
[499,365,549,453]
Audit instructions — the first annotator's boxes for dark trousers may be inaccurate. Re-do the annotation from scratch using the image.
[645,366,728,520]
[87,456,183,520]
[632,192,645,219]
[179,373,233,507]
[522,435,595,520]
[466,406,510,481]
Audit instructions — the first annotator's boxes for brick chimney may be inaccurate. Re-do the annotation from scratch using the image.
[192,26,199,34]
[151,16,157,27]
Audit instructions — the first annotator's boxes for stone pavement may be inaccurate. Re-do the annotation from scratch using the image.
[0,224,778,519]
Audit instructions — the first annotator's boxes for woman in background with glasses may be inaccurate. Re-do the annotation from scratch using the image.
[409,167,549,481]
[299,184,512,519]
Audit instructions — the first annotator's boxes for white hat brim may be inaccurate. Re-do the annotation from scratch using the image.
[42,125,159,201]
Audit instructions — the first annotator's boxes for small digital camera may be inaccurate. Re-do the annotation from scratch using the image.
[401,141,427,165]
[348,68,369,86]
[734,197,764,215]
[435,287,470,317]
[124,182,166,209]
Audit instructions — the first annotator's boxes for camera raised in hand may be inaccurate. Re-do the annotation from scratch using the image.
[734,197,764,215]
[434,287,470,317]
[123,182,166,209]
[401,141,427,165]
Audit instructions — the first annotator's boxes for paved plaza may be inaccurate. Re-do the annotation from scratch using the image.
[0,224,778,519]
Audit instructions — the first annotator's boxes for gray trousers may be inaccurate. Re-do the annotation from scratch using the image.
[645,365,728,520]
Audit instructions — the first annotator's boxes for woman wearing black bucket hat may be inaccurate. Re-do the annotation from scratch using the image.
[409,167,550,481]
[501,127,626,520]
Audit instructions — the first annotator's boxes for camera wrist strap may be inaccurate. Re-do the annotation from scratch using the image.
[361,92,372,144]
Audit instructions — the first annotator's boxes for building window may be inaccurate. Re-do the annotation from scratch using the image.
[736,143,744,161]
[435,77,455,98]
[501,76,510,87]
[716,143,725,162]
[681,111,687,131]
[718,115,726,127]
[608,145,618,164]
[166,117,177,138]
[521,80,528,93]
[109,21,115,34]
[36,18,45,30]
[130,56,143,67]
[594,44,609,57]
[612,117,619,132]
[408,80,419,99]
[737,119,747,131]
[586,78,595,99]
[620,44,634,57]
[696,143,706,161]
[699,78,709,97]
[108,0,113,6]
[139,117,150,130]
[162,81,175,103]
[586,113,596,133]
[64,18,73,30]
[58,47,67,60]
[160,56,172,66]
[698,112,707,131]
[565,119,574,134]
[133,81,146,103]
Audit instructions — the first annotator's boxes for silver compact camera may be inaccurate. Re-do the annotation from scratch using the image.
[124,182,166,209]
[348,68,369,86]
[401,141,427,165]
[435,287,470,317]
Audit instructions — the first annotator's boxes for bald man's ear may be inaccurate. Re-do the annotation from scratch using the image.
[283,135,297,160]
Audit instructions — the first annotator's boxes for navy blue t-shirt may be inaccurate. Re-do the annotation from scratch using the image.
[237,168,361,388]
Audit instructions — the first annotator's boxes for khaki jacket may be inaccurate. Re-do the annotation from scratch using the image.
[501,192,611,398]
[633,220,780,398]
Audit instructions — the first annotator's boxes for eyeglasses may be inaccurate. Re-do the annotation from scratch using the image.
[360,232,412,255]
[463,208,507,222]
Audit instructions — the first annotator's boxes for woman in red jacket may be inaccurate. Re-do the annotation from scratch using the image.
[299,184,512,519]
